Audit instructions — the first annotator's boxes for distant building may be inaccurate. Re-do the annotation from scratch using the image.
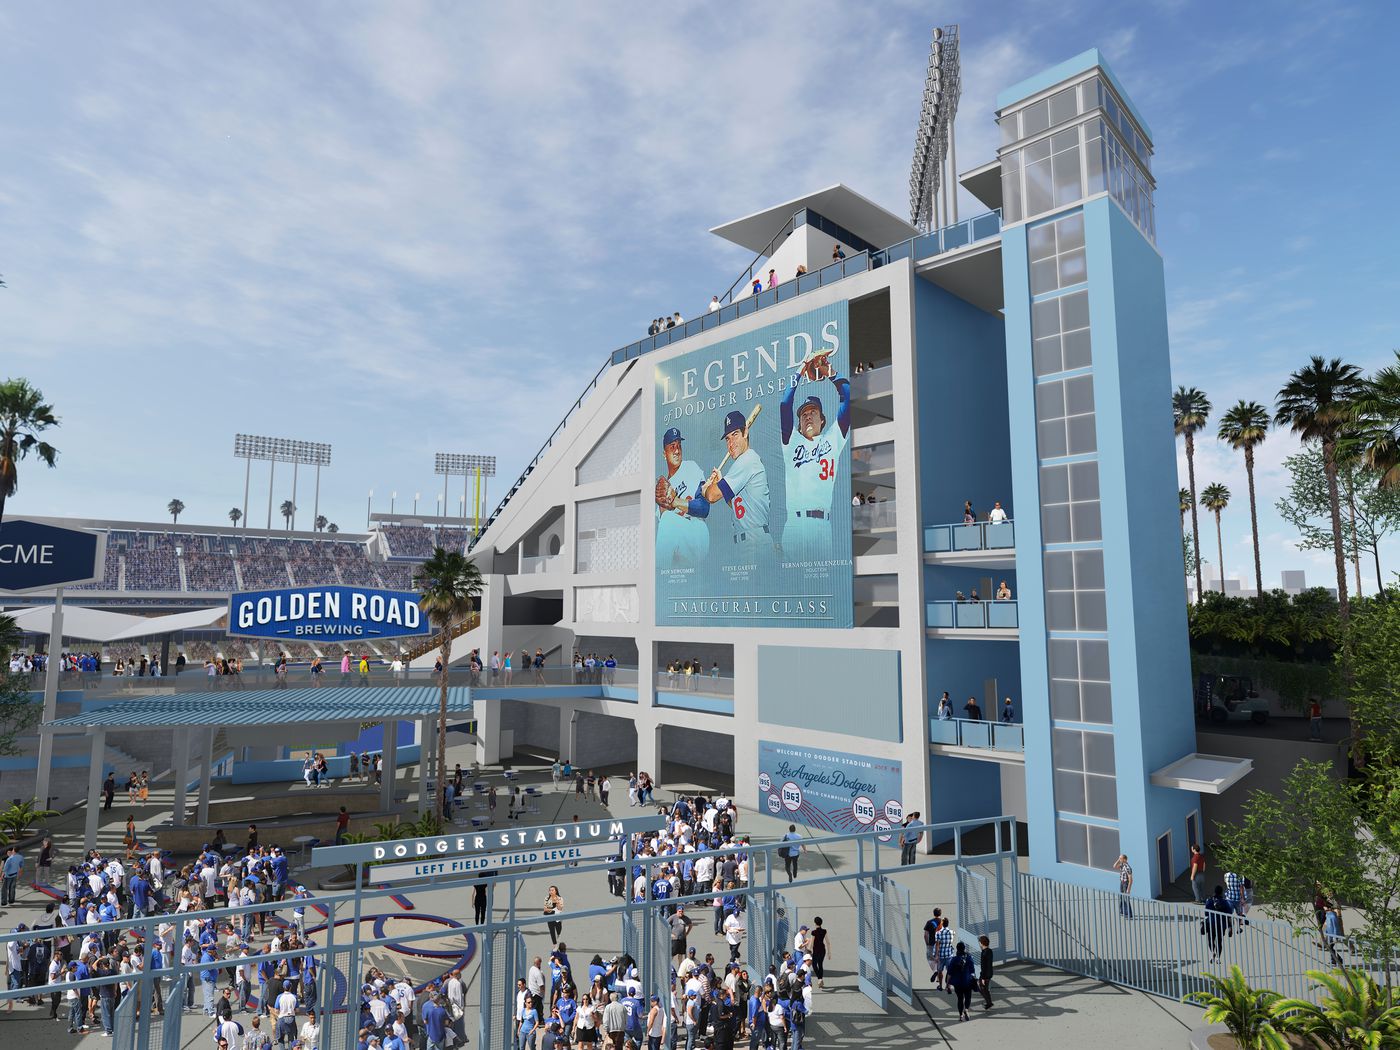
[1280,570,1307,594]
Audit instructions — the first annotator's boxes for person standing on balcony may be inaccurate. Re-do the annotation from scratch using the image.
[709,296,721,313]
[831,244,845,261]
[996,580,1012,600]
[962,501,975,523]
[936,694,953,720]
[766,269,777,289]
[987,501,1008,524]
[963,697,982,721]
[780,351,851,561]
[999,697,1016,724]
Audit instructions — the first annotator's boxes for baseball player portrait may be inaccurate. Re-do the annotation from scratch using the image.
[654,426,710,567]
[701,409,771,548]
[781,350,851,559]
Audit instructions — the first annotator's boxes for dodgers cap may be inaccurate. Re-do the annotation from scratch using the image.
[798,396,824,415]
[721,411,746,438]
[662,427,684,447]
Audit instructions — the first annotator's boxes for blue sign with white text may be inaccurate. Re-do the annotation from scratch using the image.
[0,519,103,593]
[758,739,903,839]
[227,585,428,640]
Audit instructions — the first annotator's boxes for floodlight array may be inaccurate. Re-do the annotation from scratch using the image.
[234,434,332,466]
[434,453,497,476]
[908,25,962,233]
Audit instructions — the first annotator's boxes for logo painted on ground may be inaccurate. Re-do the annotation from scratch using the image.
[228,585,426,640]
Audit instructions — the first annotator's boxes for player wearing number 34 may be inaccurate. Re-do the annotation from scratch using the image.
[782,351,851,559]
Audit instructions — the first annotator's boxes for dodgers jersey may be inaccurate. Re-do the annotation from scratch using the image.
[718,448,770,535]
[784,417,849,513]
[657,460,705,520]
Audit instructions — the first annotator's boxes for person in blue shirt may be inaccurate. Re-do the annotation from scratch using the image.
[746,991,767,1050]
[2,847,24,907]
[999,697,1017,724]
[130,870,152,916]
[301,947,318,1008]
[899,813,924,867]
[624,989,646,1044]
[200,946,219,1015]
[517,996,539,1050]
[556,988,577,1030]
[422,994,449,1050]
[269,850,290,900]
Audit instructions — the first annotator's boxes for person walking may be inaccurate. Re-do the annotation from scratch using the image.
[1202,885,1234,963]
[977,935,994,1010]
[809,917,830,989]
[946,942,977,1021]
[1188,843,1207,904]
[1113,854,1134,918]
[1,846,22,906]
[473,882,489,926]
[779,827,805,882]
[933,918,954,991]
[545,885,564,944]
[1308,698,1323,741]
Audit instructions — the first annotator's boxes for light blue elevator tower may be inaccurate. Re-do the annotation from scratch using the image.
[998,51,1217,896]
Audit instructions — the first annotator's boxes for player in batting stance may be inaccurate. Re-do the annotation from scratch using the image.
[654,426,710,566]
[700,410,771,546]
[781,349,851,559]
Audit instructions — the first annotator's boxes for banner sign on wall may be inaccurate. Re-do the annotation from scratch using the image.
[758,739,903,839]
[653,302,853,628]
[227,585,427,640]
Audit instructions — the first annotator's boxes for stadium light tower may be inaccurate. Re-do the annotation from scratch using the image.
[234,434,332,532]
[908,24,963,233]
[434,452,496,531]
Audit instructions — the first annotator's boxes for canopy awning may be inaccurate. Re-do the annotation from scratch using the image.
[4,604,226,642]
[1149,753,1253,795]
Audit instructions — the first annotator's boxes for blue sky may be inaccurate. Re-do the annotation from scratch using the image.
[2,2,1397,589]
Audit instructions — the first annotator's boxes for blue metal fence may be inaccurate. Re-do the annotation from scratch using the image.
[924,520,1016,553]
[926,600,1019,629]
[930,717,1024,752]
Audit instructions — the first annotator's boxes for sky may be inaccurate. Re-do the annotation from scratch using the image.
[2,1,1398,590]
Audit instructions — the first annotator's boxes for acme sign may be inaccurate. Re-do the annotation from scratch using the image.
[0,520,105,593]
[227,585,425,640]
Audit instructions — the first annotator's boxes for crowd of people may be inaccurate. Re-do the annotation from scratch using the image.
[933,692,1018,724]
[647,314,684,337]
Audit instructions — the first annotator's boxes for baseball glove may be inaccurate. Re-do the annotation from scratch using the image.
[800,350,836,381]
[655,475,677,510]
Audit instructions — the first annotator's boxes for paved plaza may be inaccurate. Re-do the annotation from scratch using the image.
[0,740,1201,1049]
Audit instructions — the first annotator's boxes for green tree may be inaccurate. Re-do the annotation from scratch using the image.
[415,548,484,818]
[327,523,339,534]
[1278,444,1400,597]
[1174,386,1212,601]
[0,672,42,758]
[1276,357,1366,626]
[315,515,328,532]
[0,378,59,527]
[229,508,242,528]
[167,498,185,524]
[280,500,296,530]
[0,613,20,662]
[1182,966,1286,1050]
[1202,483,1231,594]
[1218,401,1271,598]
[1217,758,1400,1000]
[1344,595,1400,751]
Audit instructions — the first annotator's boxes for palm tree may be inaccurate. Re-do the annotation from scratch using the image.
[1275,357,1366,624]
[1349,351,1400,488]
[1173,386,1212,601]
[228,508,242,528]
[0,378,59,527]
[1217,401,1270,597]
[279,500,296,530]
[415,548,484,818]
[1178,487,1192,531]
[167,499,185,524]
[1201,484,1231,593]
[327,523,339,534]
[315,515,328,533]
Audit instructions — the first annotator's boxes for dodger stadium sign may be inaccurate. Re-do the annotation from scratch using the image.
[227,585,425,640]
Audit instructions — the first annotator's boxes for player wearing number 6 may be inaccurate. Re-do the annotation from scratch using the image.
[702,410,771,545]
[781,350,851,558]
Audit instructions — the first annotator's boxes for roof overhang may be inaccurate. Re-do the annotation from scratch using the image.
[3,604,227,642]
[959,159,1002,213]
[710,184,918,254]
[1149,753,1253,795]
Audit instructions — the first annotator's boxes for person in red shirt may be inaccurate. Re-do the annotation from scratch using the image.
[1309,699,1323,741]
[335,806,350,845]
[1189,843,1207,903]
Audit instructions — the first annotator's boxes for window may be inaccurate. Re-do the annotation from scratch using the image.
[1055,818,1121,871]
[1040,459,1101,544]
[1043,549,1106,631]
[1028,214,1087,299]
[1048,637,1113,724]
[1052,728,1118,820]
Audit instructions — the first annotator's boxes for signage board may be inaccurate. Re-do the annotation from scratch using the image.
[227,585,427,640]
[0,519,105,593]
[373,840,619,882]
[311,814,664,868]
[758,740,903,839]
[653,302,853,628]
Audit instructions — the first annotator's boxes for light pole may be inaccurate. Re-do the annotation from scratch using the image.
[434,452,496,533]
[367,490,374,530]
[235,435,331,533]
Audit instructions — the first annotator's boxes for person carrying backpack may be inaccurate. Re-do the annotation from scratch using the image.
[945,942,977,1022]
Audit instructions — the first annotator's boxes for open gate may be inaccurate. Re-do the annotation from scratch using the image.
[882,877,914,1006]
[856,876,887,1007]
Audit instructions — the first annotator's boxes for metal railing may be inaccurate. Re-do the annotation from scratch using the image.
[654,671,734,697]
[518,553,563,575]
[925,519,1016,553]
[926,599,1019,629]
[853,499,897,531]
[930,716,1024,751]
[470,210,1001,551]
[1016,872,1374,1005]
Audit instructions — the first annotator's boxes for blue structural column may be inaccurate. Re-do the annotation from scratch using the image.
[999,52,1198,896]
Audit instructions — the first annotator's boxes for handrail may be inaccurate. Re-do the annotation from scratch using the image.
[469,209,1002,552]
[719,211,800,307]
[930,715,1024,751]
[925,518,1016,553]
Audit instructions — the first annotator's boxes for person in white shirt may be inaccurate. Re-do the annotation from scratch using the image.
[723,911,745,962]
[528,956,545,999]
[217,1017,245,1050]
[987,501,1008,524]
[298,1012,320,1047]
[366,991,391,1030]
[708,296,720,313]
[273,987,299,1045]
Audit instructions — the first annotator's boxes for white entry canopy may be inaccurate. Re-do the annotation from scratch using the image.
[3,604,226,642]
[1149,753,1253,795]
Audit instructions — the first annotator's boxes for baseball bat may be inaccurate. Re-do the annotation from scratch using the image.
[714,402,764,476]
